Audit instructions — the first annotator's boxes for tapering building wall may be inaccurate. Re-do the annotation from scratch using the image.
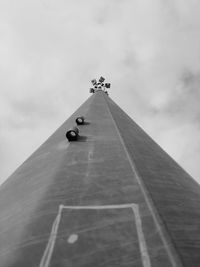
[0,90,200,266]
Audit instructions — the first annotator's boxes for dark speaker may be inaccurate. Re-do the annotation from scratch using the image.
[105,83,111,88]
[91,79,97,85]
[76,116,85,125]
[66,127,79,141]
[99,76,105,83]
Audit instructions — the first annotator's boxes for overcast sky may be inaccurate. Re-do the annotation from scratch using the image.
[1,0,200,185]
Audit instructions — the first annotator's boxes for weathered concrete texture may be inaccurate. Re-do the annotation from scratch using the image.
[0,91,199,266]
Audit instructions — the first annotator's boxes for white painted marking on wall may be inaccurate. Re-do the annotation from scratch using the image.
[59,203,138,210]
[133,206,151,267]
[39,203,150,267]
[67,234,78,244]
[39,206,62,267]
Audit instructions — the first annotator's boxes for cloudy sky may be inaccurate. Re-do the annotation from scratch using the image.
[1,0,200,185]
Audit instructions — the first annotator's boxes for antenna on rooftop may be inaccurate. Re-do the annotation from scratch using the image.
[89,76,111,95]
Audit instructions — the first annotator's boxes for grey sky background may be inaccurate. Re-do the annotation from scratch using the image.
[1,0,200,184]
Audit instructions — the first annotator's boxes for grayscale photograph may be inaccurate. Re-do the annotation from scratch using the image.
[0,1,200,266]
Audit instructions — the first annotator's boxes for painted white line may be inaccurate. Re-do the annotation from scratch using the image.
[39,206,62,267]
[133,206,151,267]
[60,203,137,210]
[39,203,150,267]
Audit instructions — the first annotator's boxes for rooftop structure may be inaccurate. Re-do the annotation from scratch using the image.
[0,83,200,266]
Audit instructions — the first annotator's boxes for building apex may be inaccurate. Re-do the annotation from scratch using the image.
[89,76,111,95]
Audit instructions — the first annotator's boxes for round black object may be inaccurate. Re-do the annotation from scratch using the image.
[66,127,79,141]
[76,116,85,125]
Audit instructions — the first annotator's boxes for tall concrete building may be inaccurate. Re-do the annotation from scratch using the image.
[0,82,200,267]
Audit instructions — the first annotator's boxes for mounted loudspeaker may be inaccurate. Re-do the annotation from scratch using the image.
[66,127,79,141]
[105,83,111,88]
[99,76,105,83]
[91,79,97,85]
[76,116,85,125]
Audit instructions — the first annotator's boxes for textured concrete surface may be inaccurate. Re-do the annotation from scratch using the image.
[0,91,199,266]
